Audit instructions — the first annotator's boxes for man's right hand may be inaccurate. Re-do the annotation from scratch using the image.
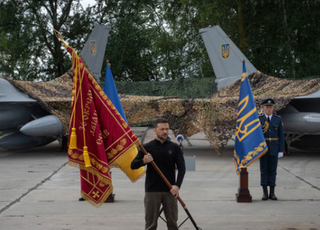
[143,153,153,164]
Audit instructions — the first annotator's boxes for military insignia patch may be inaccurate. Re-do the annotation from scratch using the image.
[89,40,97,56]
[221,43,230,59]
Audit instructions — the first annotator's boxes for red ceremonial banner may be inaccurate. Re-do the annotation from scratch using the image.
[66,46,142,207]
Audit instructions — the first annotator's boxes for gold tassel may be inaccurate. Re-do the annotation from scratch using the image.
[69,128,77,149]
[83,146,92,167]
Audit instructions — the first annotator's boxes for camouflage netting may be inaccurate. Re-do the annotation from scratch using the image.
[4,71,73,134]
[4,71,320,154]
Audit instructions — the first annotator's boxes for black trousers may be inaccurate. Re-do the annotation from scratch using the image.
[259,152,278,187]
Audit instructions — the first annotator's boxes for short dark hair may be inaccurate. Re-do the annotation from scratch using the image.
[154,118,168,128]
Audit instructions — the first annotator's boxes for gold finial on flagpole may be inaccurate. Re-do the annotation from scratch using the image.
[54,29,68,47]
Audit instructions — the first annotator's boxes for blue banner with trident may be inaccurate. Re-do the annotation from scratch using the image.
[233,61,268,174]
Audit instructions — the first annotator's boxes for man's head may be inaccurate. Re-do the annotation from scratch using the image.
[261,98,275,116]
[153,118,169,143]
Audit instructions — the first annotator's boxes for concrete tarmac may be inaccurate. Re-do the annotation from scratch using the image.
[1,127,320,230]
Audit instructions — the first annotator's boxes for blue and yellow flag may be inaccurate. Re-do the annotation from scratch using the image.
[233,61,268,174]
[103,61,145,182]
[103,63,128,123]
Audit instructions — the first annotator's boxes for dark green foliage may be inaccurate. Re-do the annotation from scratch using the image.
[0,0,319,83]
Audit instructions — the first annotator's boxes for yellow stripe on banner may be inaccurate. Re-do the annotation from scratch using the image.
[112,142,145,182]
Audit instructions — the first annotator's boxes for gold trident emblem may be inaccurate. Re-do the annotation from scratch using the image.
[221,43,230,59]
[235,95,261,142]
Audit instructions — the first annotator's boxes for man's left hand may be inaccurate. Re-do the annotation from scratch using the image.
[170,185,180,198]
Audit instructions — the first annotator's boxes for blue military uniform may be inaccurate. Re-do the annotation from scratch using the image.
[259,98,285,200]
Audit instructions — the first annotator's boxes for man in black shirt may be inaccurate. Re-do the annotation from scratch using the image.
[131,118,186,230]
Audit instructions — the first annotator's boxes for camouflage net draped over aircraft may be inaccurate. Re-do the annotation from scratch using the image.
[5,71,73,134]
[5,72,320,154]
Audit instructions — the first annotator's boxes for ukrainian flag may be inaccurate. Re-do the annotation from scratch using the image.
[103,62,145,182]
[233,61,268,174]
[103,63,128,123]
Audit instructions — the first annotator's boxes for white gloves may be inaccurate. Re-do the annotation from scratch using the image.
[278,152,283,158]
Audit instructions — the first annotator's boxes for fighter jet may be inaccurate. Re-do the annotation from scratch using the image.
[200,25,320,150]
[0,23,111,149]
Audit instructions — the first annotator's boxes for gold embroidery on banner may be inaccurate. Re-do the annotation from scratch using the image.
[99,181,106,187]
[120,139,127,145]
[96,163,103,170]
[90,111,98,136]
[234,150,240,165]
[96,133,103,145]
[122,122,128,128]
[90,75,95,83]
[107,148,118,159]
[101,167,108,173]
[83,90,93,121]
[116,144,124,151]
[72,152,80,159]
[69,149,110,174]
[92,191,100,198]
[240,142,267,166]
[102,129,109,139]
[107,138,128,159]
[79,121,87,130]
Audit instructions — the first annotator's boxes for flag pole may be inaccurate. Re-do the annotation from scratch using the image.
[139,143,201,230]
[236,168,252,202]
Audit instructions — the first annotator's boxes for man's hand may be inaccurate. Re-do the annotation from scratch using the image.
[170,185,180,198]
[143,153,153,164]
[278,152,283,158]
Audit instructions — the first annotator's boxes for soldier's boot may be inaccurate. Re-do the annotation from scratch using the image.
[262,186,268,200]
[269,186,278,200]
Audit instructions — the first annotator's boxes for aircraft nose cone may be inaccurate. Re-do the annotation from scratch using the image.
[20,115,63,136]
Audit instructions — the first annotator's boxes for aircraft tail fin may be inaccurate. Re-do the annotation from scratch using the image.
[80,23,111,82]
[199,25,257,90]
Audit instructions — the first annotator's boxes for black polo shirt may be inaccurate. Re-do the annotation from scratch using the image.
[131,139,186,192]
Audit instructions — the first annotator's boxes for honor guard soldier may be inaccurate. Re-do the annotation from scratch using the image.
[259,98,285,200]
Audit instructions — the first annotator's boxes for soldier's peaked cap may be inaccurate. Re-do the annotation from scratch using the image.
[261,98,275,106]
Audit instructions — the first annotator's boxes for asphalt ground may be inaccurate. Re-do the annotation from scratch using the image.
[0,127,320,230]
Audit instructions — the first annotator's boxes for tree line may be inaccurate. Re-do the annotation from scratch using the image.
[0,0,319,82]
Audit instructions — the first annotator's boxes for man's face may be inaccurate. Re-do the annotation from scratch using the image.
[263,105,274,116]
[154,123,169,142]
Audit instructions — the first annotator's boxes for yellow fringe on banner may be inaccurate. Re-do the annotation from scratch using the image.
[69,128,77,149]
[83,146,92,167]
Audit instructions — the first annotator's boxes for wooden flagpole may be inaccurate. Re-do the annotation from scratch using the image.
[236,168,252,202]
